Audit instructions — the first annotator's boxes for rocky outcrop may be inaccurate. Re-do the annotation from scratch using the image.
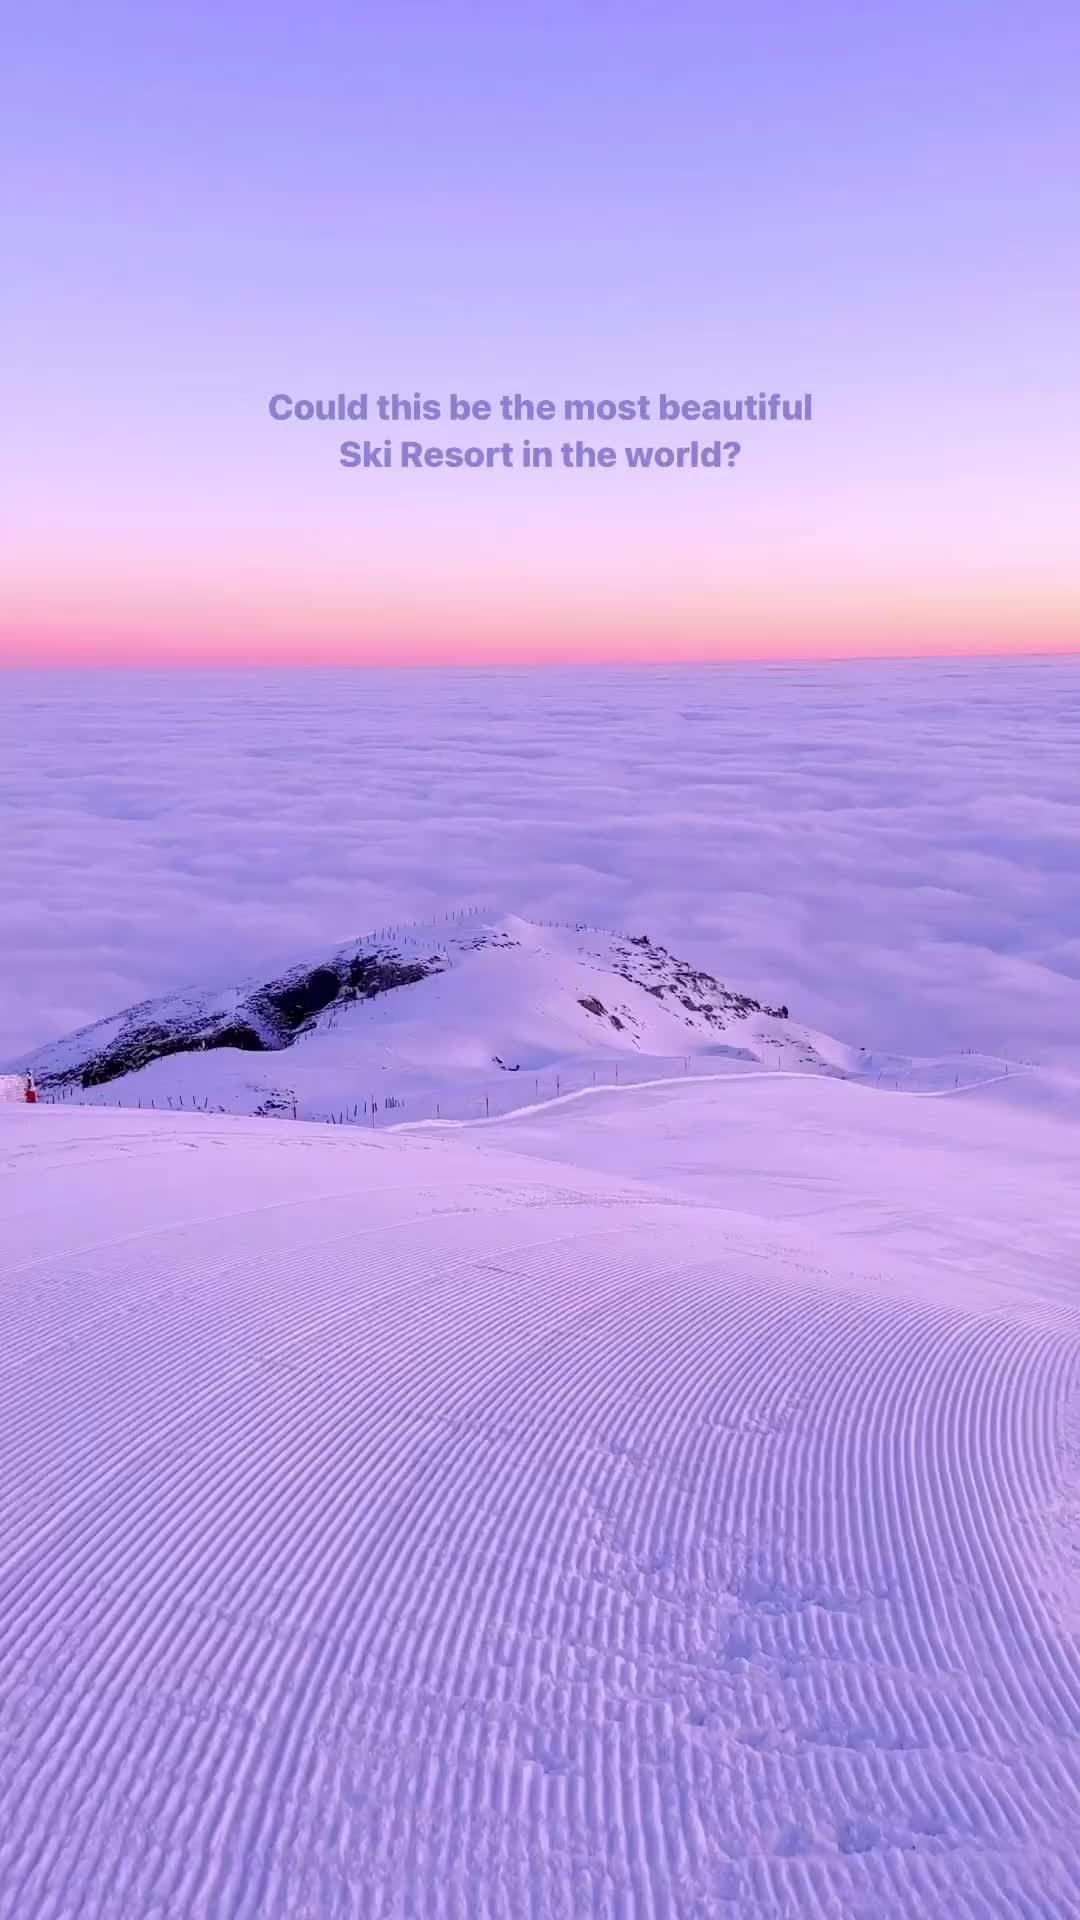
[39,947,445,1091]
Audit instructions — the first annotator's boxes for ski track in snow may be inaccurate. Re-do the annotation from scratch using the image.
[1,1094,1079,1920]
[386,1063,1037,1141]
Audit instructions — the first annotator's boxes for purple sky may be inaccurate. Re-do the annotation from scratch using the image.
[5,1,1078,661]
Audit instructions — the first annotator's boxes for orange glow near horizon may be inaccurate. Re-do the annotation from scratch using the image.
[4,575,1077,669]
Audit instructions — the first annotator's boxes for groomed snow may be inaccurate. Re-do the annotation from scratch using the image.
[2,1074,1078,1918]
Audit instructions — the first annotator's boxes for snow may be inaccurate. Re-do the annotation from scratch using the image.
[14,913,1034,1133]
[2,1063,1078,1918]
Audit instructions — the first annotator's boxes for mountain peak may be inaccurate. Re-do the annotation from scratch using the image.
[14,914,835,1122]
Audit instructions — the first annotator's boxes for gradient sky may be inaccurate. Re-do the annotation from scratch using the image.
[5,0,1078,664]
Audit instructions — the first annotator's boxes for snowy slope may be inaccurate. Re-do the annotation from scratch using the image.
[9,912,962,1126]
[2,1077,1079,1919]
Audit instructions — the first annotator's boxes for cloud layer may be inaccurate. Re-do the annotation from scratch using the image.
[1,658,1077,1069]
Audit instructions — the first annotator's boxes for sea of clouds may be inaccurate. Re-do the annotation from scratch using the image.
[1,658,1077,1069]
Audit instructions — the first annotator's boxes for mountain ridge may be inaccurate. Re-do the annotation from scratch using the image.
[13,913,821,1120]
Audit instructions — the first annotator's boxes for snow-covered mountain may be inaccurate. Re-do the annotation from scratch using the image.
[14,912,865,1122]
[4,922,1076,1916]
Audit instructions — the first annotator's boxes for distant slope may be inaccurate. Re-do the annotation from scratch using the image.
[13,912,852,1120]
